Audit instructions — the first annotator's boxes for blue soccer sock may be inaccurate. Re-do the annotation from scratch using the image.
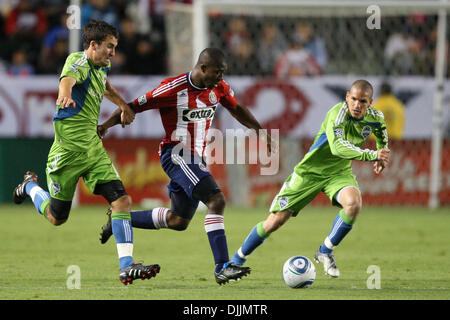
[25,181,50,216]
[231,221,270,266]
[320,209,354,254]
[130,207,169,229]
[111,212,134,270]
[204,214,230,273]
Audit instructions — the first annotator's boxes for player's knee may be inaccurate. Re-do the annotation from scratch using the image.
[343,198,362,218]
[167,213,190,231]
[111,194,132,212]
[48,198,71,225]
[206,192,226,214]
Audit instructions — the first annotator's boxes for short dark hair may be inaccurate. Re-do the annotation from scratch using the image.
[82,19,119,50]
[196,48,225,67]
[350,79,373,98]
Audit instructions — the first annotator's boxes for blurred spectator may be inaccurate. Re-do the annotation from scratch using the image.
[223,16,258,74]
[81,0,118,28]
[39,37,68,75]
[274,37,321,78]
[4,0,48,38]
[38,12,69,74]
[384,17,423,75]
[114,17,137,74]
[293,22,327,73]
[7,48,34,76]
[373,82,405,140]
[4,0,48,67]
[223,16,252,57]
[127,37,166,75]
[256,23,288,76]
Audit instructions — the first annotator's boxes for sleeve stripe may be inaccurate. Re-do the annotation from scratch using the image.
[153,77,186,96]
[334,102,348,126]
[153,79,187,97]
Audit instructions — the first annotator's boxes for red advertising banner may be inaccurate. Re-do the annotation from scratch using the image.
[77,138,170,205]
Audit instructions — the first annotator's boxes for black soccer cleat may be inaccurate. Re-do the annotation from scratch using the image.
[13,171,38,204]
[215,263,251,285]
[119,263,161,285]
[99,207,113,244]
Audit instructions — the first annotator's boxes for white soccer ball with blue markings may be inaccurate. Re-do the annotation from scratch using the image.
[282,256,316,288]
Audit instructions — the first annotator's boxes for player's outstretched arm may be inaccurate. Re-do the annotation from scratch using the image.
[97,106,132,138]
[56,77,76,109]
[104,78,135,127]
[226,104,276,153]
[226,104,262,131]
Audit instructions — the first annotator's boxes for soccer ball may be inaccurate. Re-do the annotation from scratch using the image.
[282,256,316,288]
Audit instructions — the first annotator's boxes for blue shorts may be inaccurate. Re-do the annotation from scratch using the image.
[160,145,212,203]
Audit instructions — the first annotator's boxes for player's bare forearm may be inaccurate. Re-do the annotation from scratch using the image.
[56,77,76,108]
[104,79,135,126]
[227,104,262,131]
[101,108,122,130]
[227,104,276,153]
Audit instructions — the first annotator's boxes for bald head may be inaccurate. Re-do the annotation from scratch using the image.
[191,48,227,89]
[196,48,226,68]
[350,79,373,99]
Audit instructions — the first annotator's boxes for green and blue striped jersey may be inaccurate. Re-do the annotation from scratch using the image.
[53,51,111,152]
[295,101,388,176]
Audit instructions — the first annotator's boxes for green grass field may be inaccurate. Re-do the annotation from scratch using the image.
[0,204,449,300]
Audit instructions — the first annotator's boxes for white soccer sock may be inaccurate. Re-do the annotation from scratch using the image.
[152,207,169,229]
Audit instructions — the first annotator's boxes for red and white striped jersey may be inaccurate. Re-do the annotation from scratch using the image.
[130,72,238,156]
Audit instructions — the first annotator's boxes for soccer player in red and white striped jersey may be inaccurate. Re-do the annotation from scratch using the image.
[98,48,272,284]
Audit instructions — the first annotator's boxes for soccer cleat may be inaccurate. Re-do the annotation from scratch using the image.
[99,207,113,244]
[214,262,251,285]
[119,262,161,285]
[314,247,340,278]
[13,171,38,204]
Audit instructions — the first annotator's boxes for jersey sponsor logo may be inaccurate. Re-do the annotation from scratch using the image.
[278,196,289,210]
[334,128,344,137]
[209,91,218,104]
[361,125,372,139]
[138,94,147,105]
[182,106,216,122]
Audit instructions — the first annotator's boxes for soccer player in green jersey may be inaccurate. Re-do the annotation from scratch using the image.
[230,80,390,277]
[12,20,159,285]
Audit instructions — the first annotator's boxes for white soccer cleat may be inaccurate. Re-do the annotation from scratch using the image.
[314,248,340,278]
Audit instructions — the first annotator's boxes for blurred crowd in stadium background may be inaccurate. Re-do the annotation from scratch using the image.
[0,0,448,77]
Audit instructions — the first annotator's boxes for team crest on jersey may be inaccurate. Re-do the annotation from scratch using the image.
[209,91,218,104]
[278,196,289,210]
[229,87,235,97]
[361,126,372,139]
[182,106,217,122]
[138,95,147,105]
[51,182,61,195]
[334,128,344,137]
